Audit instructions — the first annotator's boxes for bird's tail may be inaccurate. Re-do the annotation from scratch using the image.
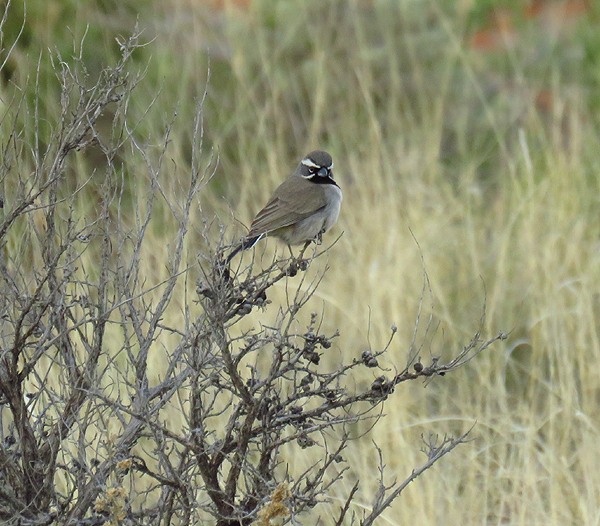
[224,235,262,265]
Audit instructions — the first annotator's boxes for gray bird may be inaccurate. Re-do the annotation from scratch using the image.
[226,150,342,263]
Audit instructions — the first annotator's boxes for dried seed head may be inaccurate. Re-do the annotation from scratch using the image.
[361,350,379,368]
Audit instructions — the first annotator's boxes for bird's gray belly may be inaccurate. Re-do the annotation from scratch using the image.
[281,186,342,245]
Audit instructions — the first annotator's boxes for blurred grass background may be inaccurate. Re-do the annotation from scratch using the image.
[4,0,600,523]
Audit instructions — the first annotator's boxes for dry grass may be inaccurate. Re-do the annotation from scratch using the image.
[158,2,600,525]
[138,1,600,523]
[4,0,600,523]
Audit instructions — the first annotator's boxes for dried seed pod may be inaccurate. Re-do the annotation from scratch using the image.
[371,376,386,391]
[297,435,315,449]
[361,350,378,368]
[237,303,253,316]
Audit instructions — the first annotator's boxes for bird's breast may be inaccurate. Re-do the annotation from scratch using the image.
[321,184,342,232]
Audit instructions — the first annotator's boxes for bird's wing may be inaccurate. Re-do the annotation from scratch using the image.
[247,178,327,238]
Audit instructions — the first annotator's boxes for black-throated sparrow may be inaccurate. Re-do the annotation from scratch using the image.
[226,150,342,263]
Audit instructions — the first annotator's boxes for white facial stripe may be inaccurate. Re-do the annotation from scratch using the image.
[301,158,320,169]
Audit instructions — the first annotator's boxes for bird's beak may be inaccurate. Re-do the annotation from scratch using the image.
[317,167,329,177]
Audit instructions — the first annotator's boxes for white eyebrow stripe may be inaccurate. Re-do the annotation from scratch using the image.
[301,158,320,169]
